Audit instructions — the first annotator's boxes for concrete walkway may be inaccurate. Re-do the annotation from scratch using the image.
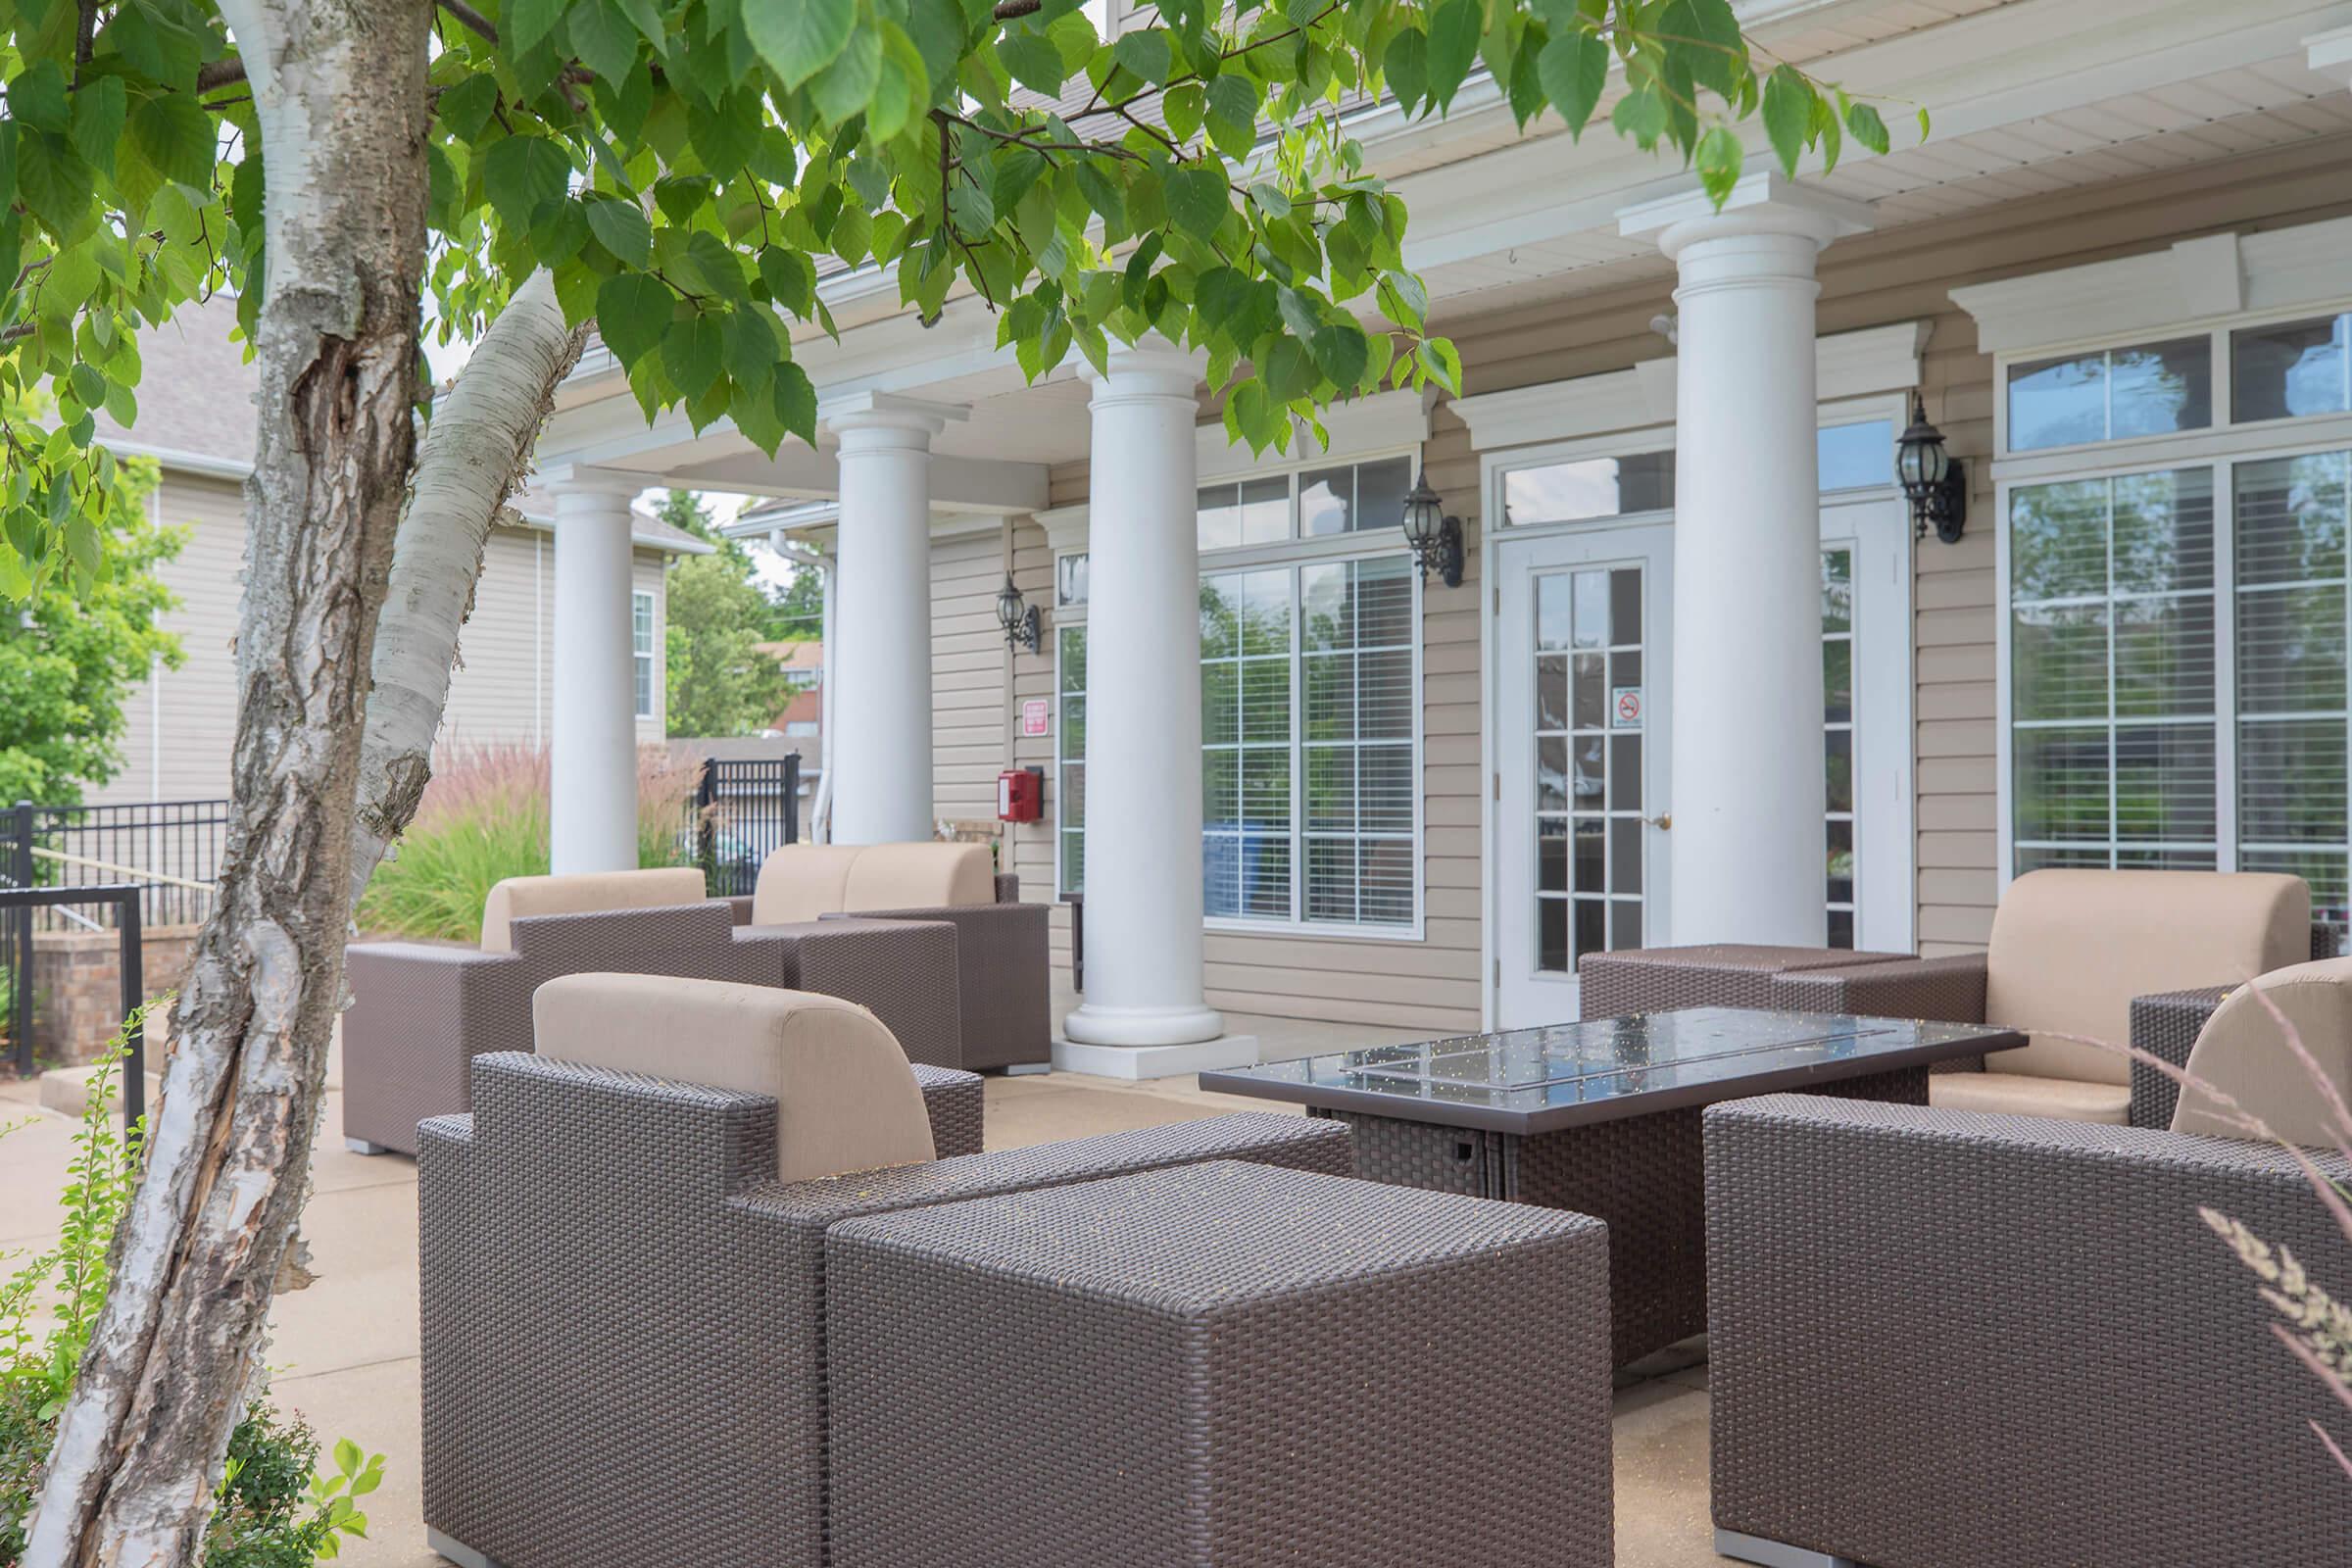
[0,1021,1729,1567]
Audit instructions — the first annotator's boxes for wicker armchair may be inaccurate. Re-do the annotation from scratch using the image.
[420,1014,1349,1568]
[1704,1092,2352,1568]
[344,873,964,1155]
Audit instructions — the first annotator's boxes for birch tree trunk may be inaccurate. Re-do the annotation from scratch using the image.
[23,3,434,1563]
[350,270,589,904]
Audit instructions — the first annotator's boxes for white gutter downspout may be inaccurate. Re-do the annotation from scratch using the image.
[771,533,836,843]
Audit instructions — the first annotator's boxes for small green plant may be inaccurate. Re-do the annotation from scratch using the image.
[0,1006,383,1563]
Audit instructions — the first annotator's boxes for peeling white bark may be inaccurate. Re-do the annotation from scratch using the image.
[23,3,434,1563]
[350,270,589,904]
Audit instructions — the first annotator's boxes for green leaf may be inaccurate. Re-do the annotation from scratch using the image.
[124,93,214,189]
[773,360,818,444]
[1843,100,1890,155]
[436,75,499,142]
[1164,165,1227,240]
[17,134,94,242]
[1813,91,1842,172]
[1610,86,1669,148]
[1761,66,1811,176]
[868,24,931,142]
[760,246,817,315]
[1247,182,1291,219]
[8,62,69,134]
[1259,335,1315,402]
[746,0,856,89]
[723,306,778,393]
[483,137,573,232]
[1309,319,1369,390]
[596,272,672,368]
[1917,105,1932,142]
[1383,29,1429,116]
[570,0,642,85]
[583,197,652,267]
[1693,123,1742,205]
[1416,335,1462,396]
[1112,28,1174,85]
[1536,28,1607,139]
[996,31,1066,98]
[662,310,725,401]
[1205,74,1258,162]
[810,24,883,125]
[506,0,567,57]
[1072,162,1125,230]
[69,77,125,177]
[1162,82,1205,144]
[1426,0,1482,110]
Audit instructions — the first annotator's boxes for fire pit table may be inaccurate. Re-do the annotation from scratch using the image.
[1202,1006,2024,1365]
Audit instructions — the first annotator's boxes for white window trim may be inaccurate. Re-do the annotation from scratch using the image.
[1051,602,1086,906]
[632,588,658,722]
[1201,538,1427,944]
[1993,430,2352,900]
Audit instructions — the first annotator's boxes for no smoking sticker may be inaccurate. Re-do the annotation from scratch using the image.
[1612,686,1643,729]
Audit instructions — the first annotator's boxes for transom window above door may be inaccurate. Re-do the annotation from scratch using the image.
[1196,455,1415,551]
[1498,420,1896,528]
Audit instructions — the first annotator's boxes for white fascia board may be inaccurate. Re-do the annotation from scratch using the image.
[661,443,1050,515]
[1950,217,2352,355]
[1452,320,1931,450]
[1195,387,1433,481]
[505,512,717,556]
[2312,22,2352,84]
[1035,503,1091,553]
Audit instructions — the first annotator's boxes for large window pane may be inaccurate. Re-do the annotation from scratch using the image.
[2008,336,2212,452]
[1502,451,1673,526]
[2233,313,2352,423]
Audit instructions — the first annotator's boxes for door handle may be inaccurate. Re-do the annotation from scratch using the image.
[1642,811,1672,830]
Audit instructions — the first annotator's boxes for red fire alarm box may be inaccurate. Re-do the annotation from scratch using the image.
[998,765,1045,822]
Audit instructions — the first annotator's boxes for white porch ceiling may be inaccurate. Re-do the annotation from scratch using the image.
[535,0,2352,492]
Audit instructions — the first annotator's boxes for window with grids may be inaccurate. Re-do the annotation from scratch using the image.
[632,590,656,720]
[1055,622,1087,899]
[1201,557,1416,929]
[2009,454,2351,918]
[1823,548,1857,948]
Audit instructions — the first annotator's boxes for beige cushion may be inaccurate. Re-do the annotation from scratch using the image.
[841,842,995,911]
[532,972,936,1181]
[2174,956,2352,1147]
[480,867,709,954]
[750,844,865,926]
[749,842,997,925]
[1930,1071,2132,1125]
[1984,869,2308,1085]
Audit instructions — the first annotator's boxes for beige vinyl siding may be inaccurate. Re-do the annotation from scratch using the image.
[94,499,676,805]
[1005,515,1065,964]
[932,528,1010,826]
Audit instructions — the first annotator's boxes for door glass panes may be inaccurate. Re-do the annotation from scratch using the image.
[2235,450,2350,926]
[1197,477,1289,550]
[2008,336,2213,452]
[1201,569,1293,918]
[1533,565,1642,973]
[1503,452,1674,526]
[1056,624,1087,898]
[2010,468,2219,873]
[1299,557,1415,924]
[2233,314,2352,423]
[1823,549,1856,948]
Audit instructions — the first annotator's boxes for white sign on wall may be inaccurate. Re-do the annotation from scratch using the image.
[1020,698,1051,738]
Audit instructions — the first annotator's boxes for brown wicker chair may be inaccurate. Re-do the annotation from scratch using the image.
[737,844,1051,1072]
[418,976,1350,1568]
[1584,869,2318,1127]
[344,873,965,1156]
[1704,1091,2352,1567]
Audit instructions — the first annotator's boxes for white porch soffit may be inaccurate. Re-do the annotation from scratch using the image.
[1448,320,1934,451]
[1948,215,2352,353]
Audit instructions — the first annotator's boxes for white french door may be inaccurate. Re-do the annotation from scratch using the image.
[1494,524,1674,1029]
[1492,498,1912,1028]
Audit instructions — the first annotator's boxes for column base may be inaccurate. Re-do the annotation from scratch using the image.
[1052,1033,1261,1081]
[1060,1001,1226,1049]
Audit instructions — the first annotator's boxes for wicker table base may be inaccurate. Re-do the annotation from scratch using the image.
[1318,1065,1928,1366]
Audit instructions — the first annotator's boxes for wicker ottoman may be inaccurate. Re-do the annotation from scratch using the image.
[825,1159,1613,1568]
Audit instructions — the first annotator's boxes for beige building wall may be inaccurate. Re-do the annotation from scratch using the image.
[920,133,2352,1031]
[96,499,672,808]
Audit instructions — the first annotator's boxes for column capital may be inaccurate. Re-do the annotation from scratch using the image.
[1618,172,1874,262]
[821,391,968,447]
[536,463,649,501]
[1081,333,1205,409]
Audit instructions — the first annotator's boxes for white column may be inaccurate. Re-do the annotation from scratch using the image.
[1621,173,1873,947]
[1060,340,1253,1074]
[548,476,643,874]
[824,394,963,846]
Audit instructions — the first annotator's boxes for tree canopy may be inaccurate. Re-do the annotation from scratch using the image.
[0,0,1906,600]
[654,488,796,738]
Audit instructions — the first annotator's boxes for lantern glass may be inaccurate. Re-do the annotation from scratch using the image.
[996,576,1023,632]
[1399,472,1443,549]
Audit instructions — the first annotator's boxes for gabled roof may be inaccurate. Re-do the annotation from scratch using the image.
[90,290,259,470]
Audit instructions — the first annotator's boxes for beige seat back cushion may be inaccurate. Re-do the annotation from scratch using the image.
[2174,956,2352,1148]
[750,844,866,926]
[481,867,709,954]
[1984,869,2309,1084]
[533,972,936,1181]
[841,842,996,911]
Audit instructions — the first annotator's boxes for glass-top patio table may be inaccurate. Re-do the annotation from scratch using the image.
[1202,1007,2024,1364]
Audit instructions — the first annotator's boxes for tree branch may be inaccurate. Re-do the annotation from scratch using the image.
[437,0,499,44]
[195,57,248,92]
[994,0,1043,17]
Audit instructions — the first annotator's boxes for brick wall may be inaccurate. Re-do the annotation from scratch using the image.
[24,923,199,1069]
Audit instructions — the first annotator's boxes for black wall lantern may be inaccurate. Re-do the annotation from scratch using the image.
[996,573,1042,654]
[1399,469,1465,588]
[1896,392,1968,544]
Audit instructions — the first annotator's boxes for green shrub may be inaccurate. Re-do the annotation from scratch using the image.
[0,1016,382,1562]
[357,741,702,943]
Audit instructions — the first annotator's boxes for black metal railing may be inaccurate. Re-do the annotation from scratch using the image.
[2,882,145,1126]
[10,798,228,930]
[692,756,801,896]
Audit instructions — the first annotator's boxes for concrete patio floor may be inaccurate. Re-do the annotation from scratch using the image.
[0,1010,1728,1567]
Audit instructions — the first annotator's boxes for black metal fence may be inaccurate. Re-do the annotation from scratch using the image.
[691,756,801,896]
[2,881,146,1124]
[8,798,228,930]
